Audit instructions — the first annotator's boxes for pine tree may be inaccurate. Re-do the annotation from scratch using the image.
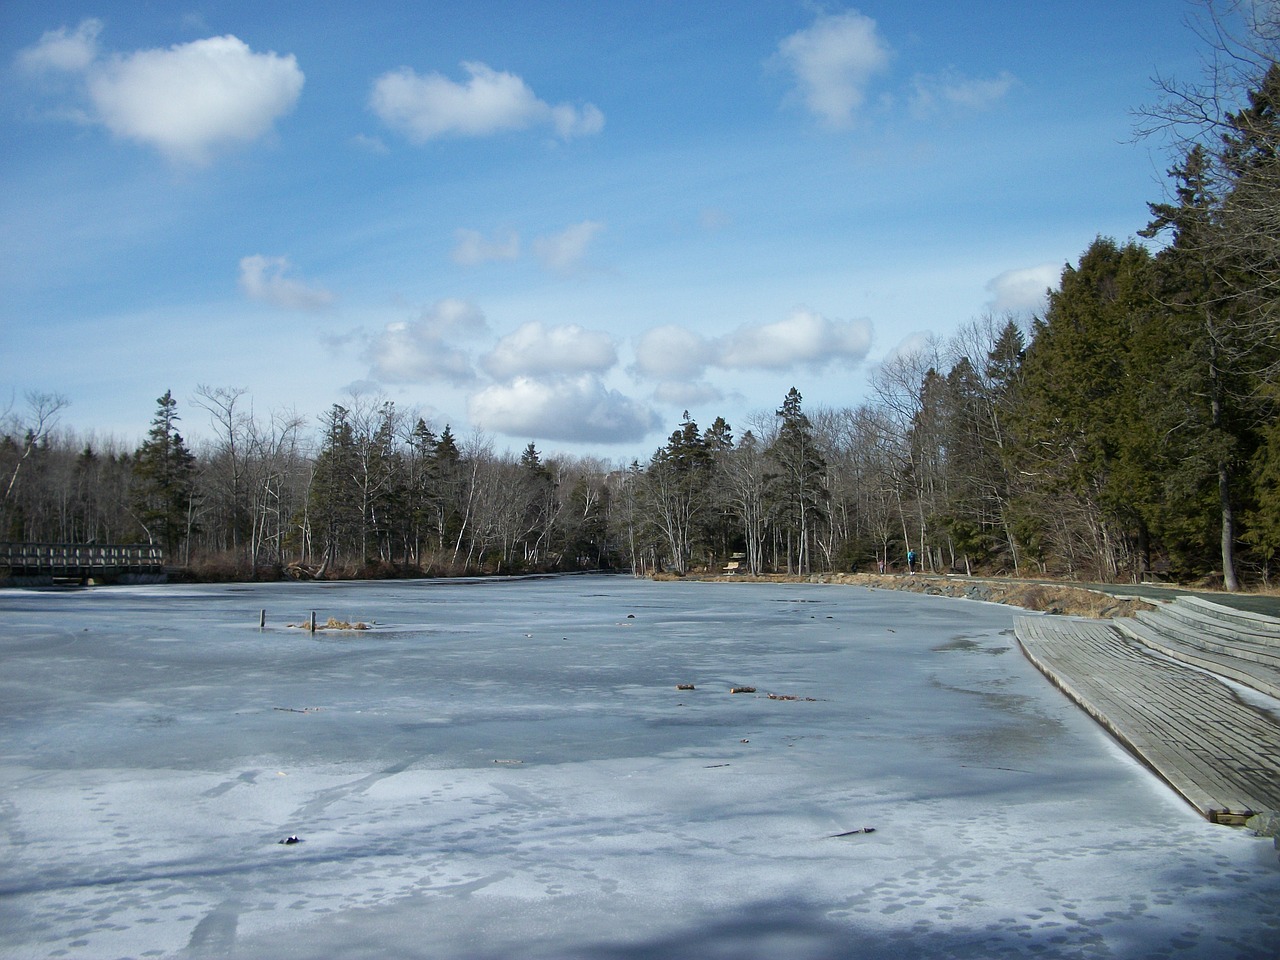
[308,404,359,572]
[766,388,826,574]
[1007,240,1156,579]
[723,429,768,574]
[1140,146,1262,588]
[641,412,714,574]
[132,390,197,561]
[517,442,557,567]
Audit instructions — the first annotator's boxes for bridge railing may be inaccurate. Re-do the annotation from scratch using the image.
[0,542,166,572]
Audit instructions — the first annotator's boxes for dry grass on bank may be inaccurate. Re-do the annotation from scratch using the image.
[663,571,1155,619]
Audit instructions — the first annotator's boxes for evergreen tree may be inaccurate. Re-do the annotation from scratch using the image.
[723,429,768,574]
[431,425,466,561]
[766,388,826,574]
[1141,146,1263,587]
[402,418,439,564]
[308,404,359,573]
[516,442,557,567]
[1008,240,1156,579]
[132,390,197,560]
[697,416,737,561]
[640,412,714,574]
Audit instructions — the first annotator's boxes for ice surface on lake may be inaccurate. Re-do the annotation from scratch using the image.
[1,576,1277,959]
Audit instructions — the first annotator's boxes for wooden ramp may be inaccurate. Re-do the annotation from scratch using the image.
[1115,602,1280,700]
[1015,612,1280,824]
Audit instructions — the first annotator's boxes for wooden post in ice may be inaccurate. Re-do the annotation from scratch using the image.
[260,609,266,630]
[310,611,317,633]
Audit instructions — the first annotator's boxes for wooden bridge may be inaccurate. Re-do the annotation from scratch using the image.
[0,542,166,585]
[1016,596,1280,825]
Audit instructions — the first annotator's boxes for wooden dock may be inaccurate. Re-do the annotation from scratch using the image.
[1015,597,1280,824]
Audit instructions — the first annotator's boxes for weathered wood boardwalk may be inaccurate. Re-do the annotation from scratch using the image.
[1015,598,1280,824]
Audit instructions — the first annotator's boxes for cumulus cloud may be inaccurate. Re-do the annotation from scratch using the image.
[911,69,1018,116]
[717,309,872,371]
[16,19,102,73]
[16,22,304,164]
[653,380,724,409]
[879,331,934,367]
[481,322,616,380]
[777,10,891,127]
[532,220,603,273]
[452,227,520,266]
[633,325,716,381]
[365,299,488,386]
[468,375,659,443]
[632,310,872,392]
[985,263,1059,314]
[89,36,303,164]
[239,255,334,311]
[369,61,603,143]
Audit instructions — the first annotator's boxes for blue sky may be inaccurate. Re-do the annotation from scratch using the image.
[1,2,1210,459]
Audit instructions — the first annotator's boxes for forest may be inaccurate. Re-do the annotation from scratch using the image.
[4,7,1280,590]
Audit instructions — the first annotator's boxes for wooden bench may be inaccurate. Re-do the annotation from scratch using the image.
[1015,614,1280,824]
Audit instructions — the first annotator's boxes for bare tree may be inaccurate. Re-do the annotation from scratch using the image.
[1136,0,1280,373]
[2,391,70,511]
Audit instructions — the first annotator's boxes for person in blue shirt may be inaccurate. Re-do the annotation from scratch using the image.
[906,549,916,575]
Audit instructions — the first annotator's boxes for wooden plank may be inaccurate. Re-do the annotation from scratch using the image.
[1140,607,1280,665]
[1177,596,1280,644]
[1120,612,1280,700]
[1015,615,1280,822]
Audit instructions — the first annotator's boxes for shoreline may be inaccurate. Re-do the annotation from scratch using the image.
[664,570,1157,619]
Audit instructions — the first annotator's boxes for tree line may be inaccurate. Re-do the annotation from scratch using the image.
[4,3,1279,588]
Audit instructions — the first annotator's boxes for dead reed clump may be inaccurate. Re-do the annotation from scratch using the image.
[287,616,372,631]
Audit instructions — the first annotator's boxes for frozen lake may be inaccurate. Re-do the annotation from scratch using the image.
[1,576,1277,959]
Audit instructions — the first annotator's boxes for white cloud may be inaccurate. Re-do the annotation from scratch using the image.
[16,19,102,74]
[418,297,491,339]
[985,263,1059,314]
[653,380,724,409]
[481,322,616,380]
[468,375,658,443]
[350,132,389,154]
[83,35,303,165]
[368,323,475,385]
[777,10,891,127]
[452,227,520,266]
[533,220,603,273]
[911,69,1018,116]
[238,255,334,311]
[365,299,488,386]
[550,101,605,139]
[633,310,872,384]
[716,309,872,371]
[633,325,714,381]
[370,61,603,143]
[879,331,933,367]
